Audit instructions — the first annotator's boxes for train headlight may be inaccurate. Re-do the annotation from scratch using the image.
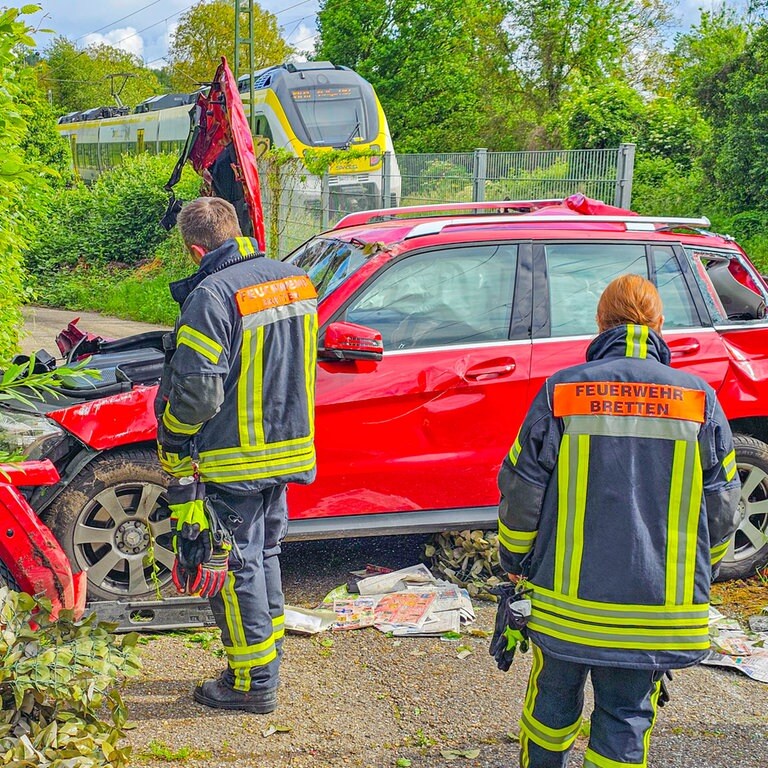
[370,144,381,167]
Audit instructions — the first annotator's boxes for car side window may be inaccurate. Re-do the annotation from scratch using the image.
[345,245,518,350]
[547,243,649,337]
[651,246,701,328]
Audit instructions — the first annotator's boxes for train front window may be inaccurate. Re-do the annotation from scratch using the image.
[289,86,368,146]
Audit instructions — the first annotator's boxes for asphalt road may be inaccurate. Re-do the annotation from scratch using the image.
[19,306,768,767]
[20,305,168,356]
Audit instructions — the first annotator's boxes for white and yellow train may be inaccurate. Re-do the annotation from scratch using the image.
[56,61,400,209]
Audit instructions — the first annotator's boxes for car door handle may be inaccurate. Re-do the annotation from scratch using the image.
[669,339,701,357]
[464,361,516,381]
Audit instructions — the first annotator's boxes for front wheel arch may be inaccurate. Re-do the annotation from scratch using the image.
[41,446,173,601]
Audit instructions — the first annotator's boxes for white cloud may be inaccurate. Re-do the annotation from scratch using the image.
[82,26,144,59]
[288,23,316,61]
[164,22,179,53]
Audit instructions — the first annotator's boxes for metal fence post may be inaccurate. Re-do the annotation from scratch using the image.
[614,143,636,209]
[321,172,330,230]
[382,151,393,208]
[473,148,488,202]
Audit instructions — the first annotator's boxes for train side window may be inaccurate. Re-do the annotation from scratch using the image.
[255,113,273,143]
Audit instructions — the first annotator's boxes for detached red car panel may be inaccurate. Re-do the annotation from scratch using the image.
[6,195,768,602]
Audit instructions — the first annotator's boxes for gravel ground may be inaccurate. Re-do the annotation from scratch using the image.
[125,535,768,768]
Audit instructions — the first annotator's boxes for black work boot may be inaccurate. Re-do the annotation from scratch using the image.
[193,677,277,714]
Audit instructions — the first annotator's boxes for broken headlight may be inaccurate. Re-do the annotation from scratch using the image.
[0,409,68,461]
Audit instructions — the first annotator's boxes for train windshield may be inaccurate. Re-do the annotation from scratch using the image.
[289,86,368,146]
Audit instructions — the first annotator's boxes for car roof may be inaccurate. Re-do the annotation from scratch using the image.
[327,198,741,252]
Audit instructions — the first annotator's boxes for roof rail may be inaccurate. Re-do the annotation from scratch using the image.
[402,214,712,240]
[333,200,565,230]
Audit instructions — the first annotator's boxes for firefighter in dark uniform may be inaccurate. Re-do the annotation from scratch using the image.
[497,274,742,767]
[156,197,317,714]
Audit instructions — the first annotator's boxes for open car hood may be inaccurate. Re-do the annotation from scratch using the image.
[162,56,266,250]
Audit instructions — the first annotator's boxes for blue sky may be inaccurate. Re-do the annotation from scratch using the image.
[30,0,320,67]
[29,0,739,69]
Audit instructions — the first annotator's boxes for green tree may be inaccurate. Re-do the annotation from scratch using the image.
[316,0,530,152]
[0,5,54,358]
[707,24,768,210]
[666,7,748,121]
[167,0,291,90]
[506,0,672,112]
[39,37,162,113]
[637,96,710,170]
[559,81,644,150]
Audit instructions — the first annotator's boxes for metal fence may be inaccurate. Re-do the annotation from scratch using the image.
[259,144,636,258]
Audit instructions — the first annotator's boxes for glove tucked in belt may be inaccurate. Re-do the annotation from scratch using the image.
[489,581,532,672]
[168,479,234,598]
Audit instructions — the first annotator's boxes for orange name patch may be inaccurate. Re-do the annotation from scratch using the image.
[235,276,317,316]
[553,381,706,422]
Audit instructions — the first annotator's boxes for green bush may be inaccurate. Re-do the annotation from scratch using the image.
[28,153,201,277]
[631,155,708,217]
[38,228,193,327]
[0,587,141,767]
[0,7,54,360]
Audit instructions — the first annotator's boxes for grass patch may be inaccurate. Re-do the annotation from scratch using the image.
[33,229,193,326]
[139,740,213,762]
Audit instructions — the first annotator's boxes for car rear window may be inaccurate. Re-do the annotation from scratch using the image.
[546,242,701,336]
[286,237,367,301]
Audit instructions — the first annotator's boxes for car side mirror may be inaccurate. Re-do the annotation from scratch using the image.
[319,321,383,362]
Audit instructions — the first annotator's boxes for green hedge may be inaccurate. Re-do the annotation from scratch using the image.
[26,154,203,324]
[27,153,201,276]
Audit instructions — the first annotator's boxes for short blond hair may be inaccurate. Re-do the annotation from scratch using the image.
[596,274,663,333]
[177,197,242,253]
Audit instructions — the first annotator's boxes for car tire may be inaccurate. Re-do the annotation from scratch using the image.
[717,434,768,582]
[42,447,174,601]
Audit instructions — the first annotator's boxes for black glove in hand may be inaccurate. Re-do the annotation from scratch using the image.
[168,481,232,598]
[489,582,532,672]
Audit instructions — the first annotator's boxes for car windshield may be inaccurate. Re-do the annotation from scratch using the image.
[286,237,367,301]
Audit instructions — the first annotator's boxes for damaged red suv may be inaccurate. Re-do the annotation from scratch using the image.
[6,195,768,601]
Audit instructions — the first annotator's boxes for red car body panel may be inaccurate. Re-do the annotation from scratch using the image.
[716,328,768,420]
[47,386,159,450]
[187,57,266,250]
[0,461,86,616]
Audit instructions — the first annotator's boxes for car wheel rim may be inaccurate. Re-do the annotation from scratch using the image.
[724,462,768,566]
[72,482,173,597]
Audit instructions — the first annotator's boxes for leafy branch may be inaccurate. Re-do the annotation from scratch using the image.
[0,355,100,409]
[0,588,141,766]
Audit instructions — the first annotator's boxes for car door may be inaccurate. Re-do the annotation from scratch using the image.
[528,240,731,394]
[294,242,533,519]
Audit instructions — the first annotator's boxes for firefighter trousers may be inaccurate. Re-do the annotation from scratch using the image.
[519,643,663,768]
[207,484,288,694]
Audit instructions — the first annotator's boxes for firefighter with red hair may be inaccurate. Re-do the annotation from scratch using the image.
[495,274,742,767]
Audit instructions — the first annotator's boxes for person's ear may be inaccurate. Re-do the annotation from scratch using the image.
[188,244,206,264]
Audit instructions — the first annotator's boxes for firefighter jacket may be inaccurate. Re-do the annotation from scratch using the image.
[497,324,741,670]
[155,236,318,493]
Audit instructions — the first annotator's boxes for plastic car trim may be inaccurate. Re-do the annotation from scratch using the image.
[284,505,499,540]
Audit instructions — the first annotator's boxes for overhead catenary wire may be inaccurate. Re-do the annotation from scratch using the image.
[47,0,320,80]
[74,0,166,41]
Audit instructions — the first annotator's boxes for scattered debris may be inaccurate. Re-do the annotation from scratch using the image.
[261,724,292,738]
[284,605,336,635]
[701,607,768,683]
[356,563,436,596]
[425,530,504,598]
[322,564,477,638]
